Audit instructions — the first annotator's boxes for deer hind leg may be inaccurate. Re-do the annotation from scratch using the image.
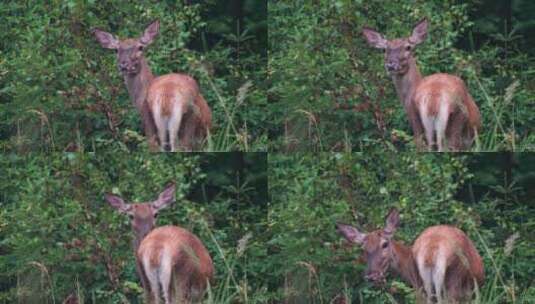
[435,102,450,152]
[421,116,436,151]
[140,101,160,151]
[432,256,447,304]
[160,255,173,304]
[444,260,469,303]
[179,113,198,151]
[152,106,169,152]
[417,257,435,304]
[143,259,161,304]
[136,260,153,303]
[407,102,426,151]
[461,126,476,151]
[190,286,205,304]
[417,98,437,151]
[445,110,466,152]
[174,277,194,304]
[168,103,184,152]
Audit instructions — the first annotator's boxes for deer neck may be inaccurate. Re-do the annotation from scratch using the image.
[132,233,144,254]
[124,57,154,112]
[390,240,422,289]
[391,57,422,110]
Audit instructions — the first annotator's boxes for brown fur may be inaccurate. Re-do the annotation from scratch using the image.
[137,225,214,301]
[179,93,212,150]
[338,210,484,303]
[93,21,211,152]
[423,242,440,268]
[104,183,213,304]
[412,225,484,302]
[147,73,212,150]
[390,241,423,289]
[146,73,211,152]
[147,74,198,117]
[413,74,481,151]
[362,19,481,151]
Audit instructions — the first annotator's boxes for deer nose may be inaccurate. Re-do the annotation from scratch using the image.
[365,271,383,282]
[385,62,397,71]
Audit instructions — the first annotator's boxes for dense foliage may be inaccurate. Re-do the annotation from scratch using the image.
[269,0,535,151]
[0,1,268,152]
[269,152,535,303]
[0,153,269,303]
[1,1,534,304]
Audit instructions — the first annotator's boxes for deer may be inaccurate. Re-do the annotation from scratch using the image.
[362,18,481,151]
[337,208,484,303]
[105,183,214,304]
[93,20,212,152]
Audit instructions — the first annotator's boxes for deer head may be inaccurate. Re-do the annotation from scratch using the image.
[93,20,160,76]
[104,182,175,241]
[362,18,428,75]
[336,208,400,284]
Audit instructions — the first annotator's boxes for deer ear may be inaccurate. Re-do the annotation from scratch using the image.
[409,18,428,45]
[140,20,159,46]
[105,193,131,214]
[383,208,400,238]
[93,29,119,49]
[152,182,176,211]
[362,27,387,49]
[337,223,367,244]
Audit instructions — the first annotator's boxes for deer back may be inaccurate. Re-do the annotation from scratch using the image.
[137,225,214,291]
[413,74,480,130]
[412,225,484,289]
[147,74,212,129]
[146,74,200,118]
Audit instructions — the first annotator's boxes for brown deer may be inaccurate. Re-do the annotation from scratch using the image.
[105,183,214,304]
[362,19,480,151]
[337,208,484,303]
[93,20,212,151]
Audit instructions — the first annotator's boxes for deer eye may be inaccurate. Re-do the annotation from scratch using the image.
[382,241,389,249]
[138,45,143,51]
[128,214,134,220]
[405,45,412,51]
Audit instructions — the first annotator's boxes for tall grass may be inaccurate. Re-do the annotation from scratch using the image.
[16,226,531,303]
[200,64,261,152]
[4,74,266,153]
[472,76,521,151]
[11,214,265,304]
[278,76,526,152]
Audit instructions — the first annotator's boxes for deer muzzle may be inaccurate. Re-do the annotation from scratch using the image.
[365,271,387,285]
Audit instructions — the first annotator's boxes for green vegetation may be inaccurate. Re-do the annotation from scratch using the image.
[3,152,533,303]
[1,1,534,304]
[269,152,535,303]
[0,1,267,152]
[269,0,535,151]
[0,153,269,303]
